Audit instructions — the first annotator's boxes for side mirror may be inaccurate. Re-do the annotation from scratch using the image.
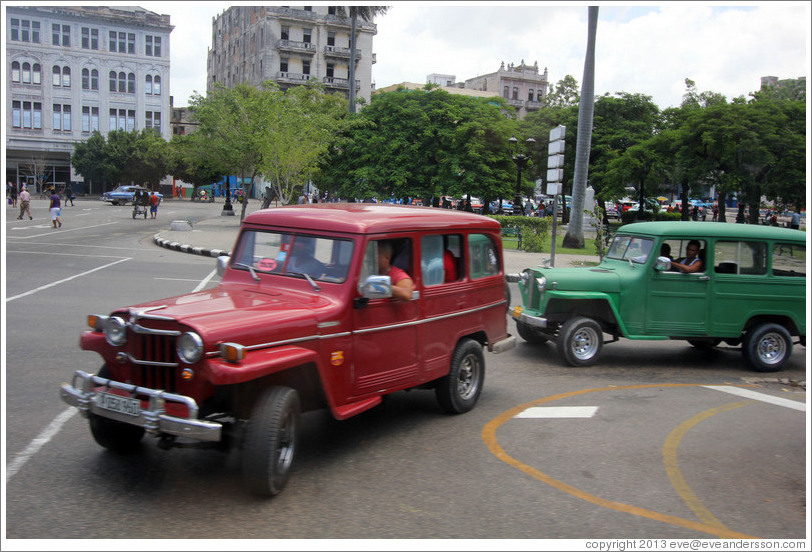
[654,256,672,271]
[216,255,230,277]
[358,275,392,299]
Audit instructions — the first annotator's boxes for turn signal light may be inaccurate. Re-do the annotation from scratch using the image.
[219,342,246,363]
[87,315,107,332]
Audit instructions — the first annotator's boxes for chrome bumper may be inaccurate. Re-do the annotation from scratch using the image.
[513,309,549,329]
[60,370,221,442]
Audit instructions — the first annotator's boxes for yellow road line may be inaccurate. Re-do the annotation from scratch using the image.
[662,400,753,529]
[481,383,758,539]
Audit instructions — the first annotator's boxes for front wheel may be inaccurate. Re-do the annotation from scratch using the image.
[435,338,485,414]
[743,323,792,372]
[241,386,300,496]
[557,317,603,367]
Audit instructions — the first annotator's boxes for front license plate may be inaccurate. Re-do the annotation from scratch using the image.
[96,392,141,417]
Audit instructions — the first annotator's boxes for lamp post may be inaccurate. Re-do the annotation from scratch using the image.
[509,136,536,215]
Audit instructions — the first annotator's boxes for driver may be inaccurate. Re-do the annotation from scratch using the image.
[287,237,325,278]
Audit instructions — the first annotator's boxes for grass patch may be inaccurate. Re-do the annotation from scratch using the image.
[503,229,601,256]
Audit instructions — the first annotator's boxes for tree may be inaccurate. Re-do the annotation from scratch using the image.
[71,131,118,191]
[335,6,390,114]
[543,75,580,108]
[169,131,227,194]
[131,128,170,189]
[564,5,599,249]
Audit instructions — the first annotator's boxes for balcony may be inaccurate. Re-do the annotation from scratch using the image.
[324,45,361,60]
[277,39,316,56]
[322,76,360,90]
[275,72,319,85]
[506,98,525,109]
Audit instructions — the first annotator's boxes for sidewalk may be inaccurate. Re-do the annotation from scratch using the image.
[152,209,602,272]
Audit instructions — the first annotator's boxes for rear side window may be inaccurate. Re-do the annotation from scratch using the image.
[772,243,806,277]
[421,234,463,286]
[713,240,767,275]
[468,234,499,279]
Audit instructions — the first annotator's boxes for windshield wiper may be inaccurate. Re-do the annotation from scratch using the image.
[233,262,260,282]
[289,272,321,292]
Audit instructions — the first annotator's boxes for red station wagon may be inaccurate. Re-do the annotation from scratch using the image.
[60,204,515,495]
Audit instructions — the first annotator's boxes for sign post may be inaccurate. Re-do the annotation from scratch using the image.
[547,125,566,267]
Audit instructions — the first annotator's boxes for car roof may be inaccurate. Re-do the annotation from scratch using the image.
[617,221,806,242]
[243,203,501,234]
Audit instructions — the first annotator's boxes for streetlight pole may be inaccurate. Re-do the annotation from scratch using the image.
[509,136,535,215]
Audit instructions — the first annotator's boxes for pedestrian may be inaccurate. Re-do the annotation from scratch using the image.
[149,191,160,219]
[18,186,33,220]
[712,204,718,222]
[64,183,75,206]
[49,188,62,228]
[9,182,18,207]
[789,210,801,230]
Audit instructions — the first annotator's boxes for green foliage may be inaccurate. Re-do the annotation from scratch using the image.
[488,215,551,253]
[72,129,169,190]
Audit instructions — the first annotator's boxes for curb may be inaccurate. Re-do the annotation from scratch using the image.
[153,234,230,258]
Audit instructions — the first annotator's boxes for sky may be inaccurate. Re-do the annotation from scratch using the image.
[133,0,811,110]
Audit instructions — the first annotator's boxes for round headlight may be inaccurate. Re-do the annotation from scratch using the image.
[177,332,204,364]
[105,316,128,346]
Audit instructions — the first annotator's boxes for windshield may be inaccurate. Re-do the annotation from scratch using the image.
[606,235,655,264]
[232,230,354,283]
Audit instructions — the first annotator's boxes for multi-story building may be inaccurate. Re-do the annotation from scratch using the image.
[206,5,377,105]
[463,60,549,119]
[5,5,173,194]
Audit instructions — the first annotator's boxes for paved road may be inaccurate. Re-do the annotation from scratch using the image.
[4,199,807,546]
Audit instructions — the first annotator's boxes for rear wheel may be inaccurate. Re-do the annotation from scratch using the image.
[743,323,792,372]
[436,338,484,414]
[557,317,603,367]
[88,366,145,453]
[242,386,300,496]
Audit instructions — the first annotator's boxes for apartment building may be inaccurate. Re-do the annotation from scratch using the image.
[464,60,549,119]
[207,5,377,105]
[5,5,173,193]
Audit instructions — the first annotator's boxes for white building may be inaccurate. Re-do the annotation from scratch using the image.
[5,5,173,193]
[207,5,377,106]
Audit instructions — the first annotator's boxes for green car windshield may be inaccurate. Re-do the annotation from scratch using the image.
[606,235,655,264]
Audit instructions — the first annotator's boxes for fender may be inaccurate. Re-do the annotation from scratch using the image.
[206,345,321,385]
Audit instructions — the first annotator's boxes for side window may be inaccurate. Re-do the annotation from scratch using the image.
[714,241,767,275]
[468,234,499,279]
[421,234,463,286]
[772,243,806,277]
[664,239,707,272]
[360,238,413,281]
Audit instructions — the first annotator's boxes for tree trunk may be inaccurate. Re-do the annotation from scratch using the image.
[348,14,358,114]
[563,6,599,248]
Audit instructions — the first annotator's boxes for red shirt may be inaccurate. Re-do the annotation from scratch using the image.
[150,194,160,206]
[388,265,411,284]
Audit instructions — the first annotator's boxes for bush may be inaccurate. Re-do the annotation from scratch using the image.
[488,214,551,253]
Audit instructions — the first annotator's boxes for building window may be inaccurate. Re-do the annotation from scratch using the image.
[11,19,41,43]
[326,63,334,78]
[52,66,70,87]
[145,75,152,95]
[146,35,162,57]
[128,73,135,93]
[109,71,116,91]
[528,89,534,101]
[503,86,509,98]
[327,31,335,46]
[153,75,161,95]
[281,26,289,40]
[512,87,518,100]
[53,104,71,131]
[82,106,99,132]
[118,71,126,92]
[303,60,310,75]
[82,68,99,90]
[33,63,41,85]
[81,27,99,49]
[109,108,129,131]
[15,101,42,128]
[280,58,288,73]
[146,111,162,132]
[303,28,312,43]
[109,31,134,53]
[12,62,21,82]
[328,6,337,15]
[52,23,70,47]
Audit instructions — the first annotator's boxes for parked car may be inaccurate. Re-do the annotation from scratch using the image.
[508,221,805,371]
[604,201,620,219]
[102,185,162,206]
[60,204,516,496]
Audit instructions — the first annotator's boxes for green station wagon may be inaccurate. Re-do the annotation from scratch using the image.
[509,222,806,371]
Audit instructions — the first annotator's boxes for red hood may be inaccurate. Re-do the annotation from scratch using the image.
[114,283,341,347]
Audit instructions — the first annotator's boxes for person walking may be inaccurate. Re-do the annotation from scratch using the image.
[9,182,18,207]
[49,188,62,228]
[149,191,160,219]
[64,184,75,206]
[18,186,33,220]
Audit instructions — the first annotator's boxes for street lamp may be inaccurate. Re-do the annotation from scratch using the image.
[509,136,536,215]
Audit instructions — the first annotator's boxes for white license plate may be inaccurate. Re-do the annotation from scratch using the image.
[96,392,141,417]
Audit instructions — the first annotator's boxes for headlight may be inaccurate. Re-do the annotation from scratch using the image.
[177,332,204,364]
[536,276,547,294]
[105,316,128,346]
